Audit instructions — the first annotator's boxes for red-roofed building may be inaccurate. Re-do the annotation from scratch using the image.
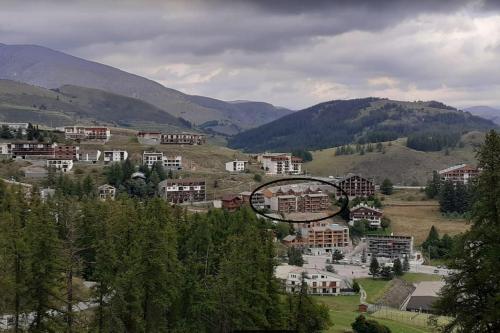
[438,164,480,185]
[221,195,243,212]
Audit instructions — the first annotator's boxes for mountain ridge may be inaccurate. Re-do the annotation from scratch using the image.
[228,97,497,152]
[0,43,292,134]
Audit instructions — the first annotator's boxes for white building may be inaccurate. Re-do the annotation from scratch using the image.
[0,143,10,156]
[0,122,29,134]
[285,267,342,295]
[259,153,302,175]
[98,184,116,201]
[142,151,182,170]
[47,159,74,173]
[225,160,248,172]
[103,150,128,163]
[78,149,101,163]
[349,204,383,229]
[63,126,111,141]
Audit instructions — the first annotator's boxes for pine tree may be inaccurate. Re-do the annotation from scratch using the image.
[439,180,456,213]
[425,171,441,199]
[380,178,394,195]
[393,258,403,276]
[332,249,344,263]
[434,130,500,332]
[82,174,95,197]
[403,255,410,272]
[24,198,64,331]
[369,256,379,278]
[454,182,468,214]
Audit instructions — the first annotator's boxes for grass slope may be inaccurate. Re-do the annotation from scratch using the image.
[382,189,469,244]
[304,132,483,185]
[0,79,190,130]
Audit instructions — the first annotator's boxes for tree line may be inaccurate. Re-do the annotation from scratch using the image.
[0,182,330,332]
[425,171,475,215]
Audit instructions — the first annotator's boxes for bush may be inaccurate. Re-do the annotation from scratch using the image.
[253,173,262,182]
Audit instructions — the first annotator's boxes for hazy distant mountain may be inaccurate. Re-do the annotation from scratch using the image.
[0,43,291,134]
[0,79,191,130]
[229,98,497,152]
[463,106,500,125]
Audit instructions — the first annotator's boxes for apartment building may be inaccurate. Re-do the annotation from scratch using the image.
[77,149,101,163]
[438,164,480,185]
[0,122,29,134]
[54,145,79,160]
[142,151,182,170]
[9,142,56,159]
[285,268,342,295]
[47,159,74,173]
[161,133,205,145]
[335,174,375,198]
[349,204,383,228]
[263,184,330,214]
[158,179,206,203]
[225,160,248,172]
[103,150,128,163]
[259,153,302,175]
[64,126,110,141]
[365,235,414,260]
[304,223,350,255]
[137,131,162,145]
[240,191,266,209]
[98,184,116,201]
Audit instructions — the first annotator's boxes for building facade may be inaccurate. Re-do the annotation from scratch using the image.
[349,204,383,228]
[438,164,480,185]
[259,153,302,175]
[137,132,162,145]
[225,160,248,172]
[142,151,182,170]
[365,235,414,260]
[54,145,79,160]
[103,150,128,163]
[77,149,101,163]
[158,179,206,203]
[9,142,56,159]
[64,126,110,141]
[221,195,243,211]
[98,184,116,201]
[285,268,342,295]
[47,159,74,173]
[161,133,205,145]
[336,174,375,198]
[263,184,330,214]
[305,224,350,255]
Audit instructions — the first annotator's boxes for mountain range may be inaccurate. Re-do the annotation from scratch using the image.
[464,106,500,125]
[0,43,291,134]
[228,98,497,152]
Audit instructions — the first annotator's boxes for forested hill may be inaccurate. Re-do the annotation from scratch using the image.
[228,98,497,152]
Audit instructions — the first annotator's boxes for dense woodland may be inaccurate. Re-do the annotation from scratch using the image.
[228,98,495,152]
[0,178,331,332]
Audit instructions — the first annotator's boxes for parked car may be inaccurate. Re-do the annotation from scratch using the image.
[433,269,439,273]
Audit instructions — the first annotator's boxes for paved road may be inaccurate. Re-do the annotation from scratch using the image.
[304,255,453,279]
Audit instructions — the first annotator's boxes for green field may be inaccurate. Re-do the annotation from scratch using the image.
[313,295,433,333]
[401,273,443,283]
[357,278,393,303]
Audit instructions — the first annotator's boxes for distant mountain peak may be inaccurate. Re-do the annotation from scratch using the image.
[0,43,292,134]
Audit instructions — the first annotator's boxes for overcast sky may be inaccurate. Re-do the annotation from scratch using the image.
[1,0,500,109]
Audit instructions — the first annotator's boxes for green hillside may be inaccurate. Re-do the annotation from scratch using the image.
[304,132,484,185]
[0,79,190,130]
[229,98,496,152]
